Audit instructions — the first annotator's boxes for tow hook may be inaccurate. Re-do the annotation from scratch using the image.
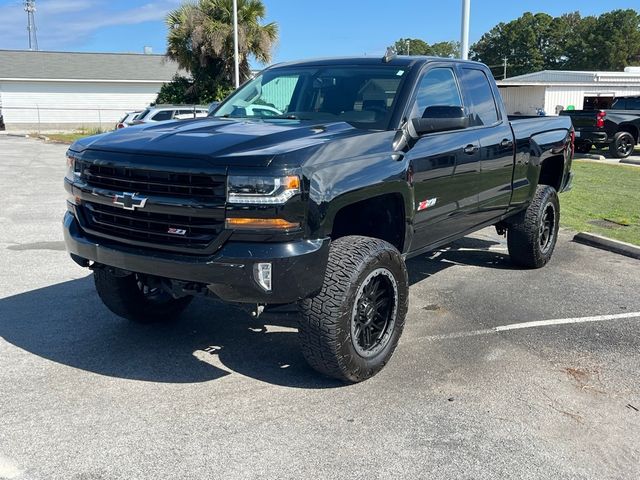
[495,222,508,237]
[251,304,266,318]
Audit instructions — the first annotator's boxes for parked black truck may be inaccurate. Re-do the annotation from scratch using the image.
[560,96,640,158]
[64,56,574,382]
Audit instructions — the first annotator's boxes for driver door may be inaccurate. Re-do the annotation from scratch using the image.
[406,65,481,250]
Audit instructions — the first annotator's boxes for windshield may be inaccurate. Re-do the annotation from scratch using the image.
[212,65,408,130]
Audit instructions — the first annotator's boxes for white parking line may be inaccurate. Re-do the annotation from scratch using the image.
[495,312,640,331]
[424,312,640,341]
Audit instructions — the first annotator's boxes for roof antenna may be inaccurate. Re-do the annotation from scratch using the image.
[382,47,396,63]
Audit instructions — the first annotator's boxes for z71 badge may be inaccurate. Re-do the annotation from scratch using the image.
[417,198,437,211]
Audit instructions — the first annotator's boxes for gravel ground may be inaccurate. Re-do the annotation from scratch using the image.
[1,135,639,480]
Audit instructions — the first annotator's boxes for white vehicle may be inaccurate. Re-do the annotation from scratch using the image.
[174,110,209,120]
[133,106,209,124]
[115,111,142,129]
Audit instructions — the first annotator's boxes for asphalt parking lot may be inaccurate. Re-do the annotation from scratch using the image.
[1,134,639,480]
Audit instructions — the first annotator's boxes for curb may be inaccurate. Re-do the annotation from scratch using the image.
[573,232,640,260]
[1,133,29,138]
[574,153,606,161]
[620,158,640,166]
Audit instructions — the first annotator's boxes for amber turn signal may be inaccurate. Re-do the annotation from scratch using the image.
[225,217,300,231]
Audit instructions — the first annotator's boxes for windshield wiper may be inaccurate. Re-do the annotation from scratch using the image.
[268,114,310,120]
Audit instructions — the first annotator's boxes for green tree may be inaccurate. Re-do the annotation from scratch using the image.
[471,12,557,78]
[394,38,430,55]
[471,9,640,78]
[430,41,460,58]
[579,9,640,70]
[393,38,459,58]
[156,74,234,104]
[161,0,278,103]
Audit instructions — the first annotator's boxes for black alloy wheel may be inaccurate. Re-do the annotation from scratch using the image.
[351,268,398,358]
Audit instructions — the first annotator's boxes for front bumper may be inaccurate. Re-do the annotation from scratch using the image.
[63,212,330,304]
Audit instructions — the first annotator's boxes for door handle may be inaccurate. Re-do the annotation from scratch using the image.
[500,138,514,148]
[463,144,478,155]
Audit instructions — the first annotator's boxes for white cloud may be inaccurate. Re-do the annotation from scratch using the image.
[0,0,181,50]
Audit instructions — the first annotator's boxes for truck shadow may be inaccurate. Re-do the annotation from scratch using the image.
[407,236,514,285]
[0,237,512,388]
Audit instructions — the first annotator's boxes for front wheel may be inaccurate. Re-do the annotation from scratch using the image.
[507,185,560,268]
[298,236,409,383]
[94,269,192,323]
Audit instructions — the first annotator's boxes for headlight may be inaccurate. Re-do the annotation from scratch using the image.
[65,155,80,181]
[227,175,300,204]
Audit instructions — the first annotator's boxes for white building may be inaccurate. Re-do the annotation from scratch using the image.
[497,68,640,116]
[0,50,182,132]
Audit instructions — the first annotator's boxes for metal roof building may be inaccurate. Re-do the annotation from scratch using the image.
[497,69,640,116]
[0,50,182,132]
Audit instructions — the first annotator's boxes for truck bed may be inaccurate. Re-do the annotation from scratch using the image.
[509,115,573,139]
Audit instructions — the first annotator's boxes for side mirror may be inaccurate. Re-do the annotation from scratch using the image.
[409,106,468,137]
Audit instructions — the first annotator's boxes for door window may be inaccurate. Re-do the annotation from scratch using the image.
[459,68,499,126]
[410,68,462,119]
[626,98,640,110]
[151,110,173,121]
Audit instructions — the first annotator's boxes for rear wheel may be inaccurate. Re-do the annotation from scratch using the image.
[507,185,560,269]
[94,269,192,323]
[298,236,408,383]
[611,131,635,159]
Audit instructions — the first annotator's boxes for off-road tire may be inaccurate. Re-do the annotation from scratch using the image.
[298,236,409,383]
[507,185,560,269]
[94,269,192,323]
[611,131,635,159]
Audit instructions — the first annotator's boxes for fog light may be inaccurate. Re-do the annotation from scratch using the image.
[254,262,272,292]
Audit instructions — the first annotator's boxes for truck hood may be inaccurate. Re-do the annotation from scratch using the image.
[70,117,366,167]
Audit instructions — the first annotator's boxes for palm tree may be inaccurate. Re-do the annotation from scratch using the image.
[166,0,278,86]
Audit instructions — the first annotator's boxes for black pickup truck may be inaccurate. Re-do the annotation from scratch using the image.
[560,96,640,158]
[64,56,573,382]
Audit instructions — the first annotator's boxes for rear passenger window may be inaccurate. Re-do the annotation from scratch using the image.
[627,98,640,110]
[410,68,462,119]
[152,110,173,121]
[612,99,626,109]
[459,68,499,126]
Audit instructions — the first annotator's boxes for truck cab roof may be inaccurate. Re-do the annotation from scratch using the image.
[268,56,486,70]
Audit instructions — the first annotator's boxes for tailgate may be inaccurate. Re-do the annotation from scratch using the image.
[559,110,597,130]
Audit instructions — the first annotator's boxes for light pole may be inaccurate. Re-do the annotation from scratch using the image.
[233,0,240,88]
[460,0,470,60]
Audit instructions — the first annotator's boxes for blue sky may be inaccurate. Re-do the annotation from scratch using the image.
[0,0,638,65]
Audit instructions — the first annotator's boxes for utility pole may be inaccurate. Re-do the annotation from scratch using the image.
[406,39,410,55]
[460,0,470,60]
[503,56,507,79]
[24,0,38,51]
[233,0,240,88]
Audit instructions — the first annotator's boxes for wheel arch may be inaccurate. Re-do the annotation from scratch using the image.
[617,124,639,144]
[537,153,566,192]
[321,186,412,253]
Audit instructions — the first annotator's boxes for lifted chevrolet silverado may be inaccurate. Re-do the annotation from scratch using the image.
[64,56,573,382]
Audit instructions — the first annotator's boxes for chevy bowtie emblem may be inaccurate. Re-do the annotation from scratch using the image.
[113,192,148,211]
